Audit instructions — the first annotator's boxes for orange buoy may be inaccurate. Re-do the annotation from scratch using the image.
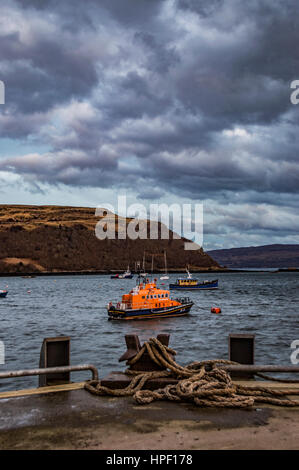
[211,307,221,314]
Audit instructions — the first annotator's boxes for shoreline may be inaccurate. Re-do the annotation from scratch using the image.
[0,268,298,277]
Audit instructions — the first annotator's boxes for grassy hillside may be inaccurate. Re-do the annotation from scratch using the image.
[0,205,220,274]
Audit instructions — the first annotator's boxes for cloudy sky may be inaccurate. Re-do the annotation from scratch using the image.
[0,0,299,250]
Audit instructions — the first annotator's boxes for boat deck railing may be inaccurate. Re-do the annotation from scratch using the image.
[175,297,192,304]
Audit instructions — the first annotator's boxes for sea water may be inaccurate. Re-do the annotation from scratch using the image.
[0,271,298,391]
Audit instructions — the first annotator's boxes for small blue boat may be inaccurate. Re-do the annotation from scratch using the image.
[169,269,218,290]
[0,290,8,298]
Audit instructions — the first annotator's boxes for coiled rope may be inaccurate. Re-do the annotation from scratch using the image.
[84,338,299,408]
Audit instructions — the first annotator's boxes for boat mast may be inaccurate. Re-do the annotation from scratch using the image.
[151,254,154,281]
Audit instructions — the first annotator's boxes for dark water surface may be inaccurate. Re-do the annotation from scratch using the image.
[0,272,298,391]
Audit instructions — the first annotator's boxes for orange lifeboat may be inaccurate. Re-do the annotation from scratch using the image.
[107,278,194,321]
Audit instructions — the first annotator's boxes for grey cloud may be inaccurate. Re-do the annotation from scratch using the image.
[0,35,98,114]
[137,187,165,200]
[176,0,224,17]
[15,0,162,28]
[1,0,299,249]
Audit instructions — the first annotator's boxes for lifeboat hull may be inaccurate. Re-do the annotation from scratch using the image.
[108,302,193,321]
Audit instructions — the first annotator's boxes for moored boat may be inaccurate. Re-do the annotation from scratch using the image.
[111,266,134,279]
[169,269,218,290]
[0,290,8,298]
[107,277,193,320]
[118,266,134,279]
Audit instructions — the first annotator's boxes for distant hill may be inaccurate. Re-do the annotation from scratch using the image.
[207,244,299,268]
[0,205,220,274]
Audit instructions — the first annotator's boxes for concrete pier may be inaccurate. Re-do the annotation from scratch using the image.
[0,382,298,450]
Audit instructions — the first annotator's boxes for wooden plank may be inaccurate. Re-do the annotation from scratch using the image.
[0,382,85,400]
[233,380,299,391]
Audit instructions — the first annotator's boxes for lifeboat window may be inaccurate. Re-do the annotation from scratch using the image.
[146,296,149,299]
[142,296,145,299]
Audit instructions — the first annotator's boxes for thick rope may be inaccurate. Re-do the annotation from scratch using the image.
[84,338,299,408]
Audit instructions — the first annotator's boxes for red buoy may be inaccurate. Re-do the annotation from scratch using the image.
[211,307,221,314]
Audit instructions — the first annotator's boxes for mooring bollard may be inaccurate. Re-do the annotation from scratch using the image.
[119,334,175,372]
[118,334,141,362]
[100,334,179,390]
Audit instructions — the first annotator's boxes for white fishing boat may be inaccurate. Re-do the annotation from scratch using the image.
[118,266,134,279]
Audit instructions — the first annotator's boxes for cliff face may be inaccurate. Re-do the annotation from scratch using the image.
[0,205,219,274]
[207,244,299,268]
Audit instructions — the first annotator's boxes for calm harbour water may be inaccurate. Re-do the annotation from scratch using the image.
[0,272,298,391]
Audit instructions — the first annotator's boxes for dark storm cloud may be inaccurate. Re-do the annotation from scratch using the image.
[14,0,162,29]
[134,31,180,74]
[1,0,299,247]
[0,30,98,114]
[97,71,173,122]
[176,0,224,17]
